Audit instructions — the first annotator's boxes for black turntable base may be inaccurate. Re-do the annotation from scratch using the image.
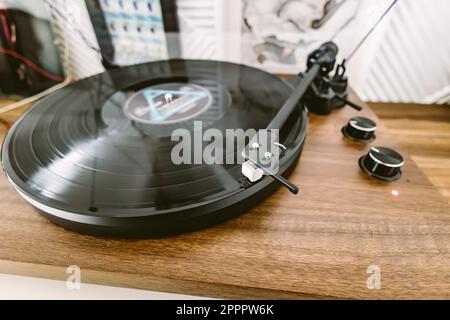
[1,60,308,237]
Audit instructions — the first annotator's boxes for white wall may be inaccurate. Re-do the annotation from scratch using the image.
[180,0,450,104]
[53,0,450,104]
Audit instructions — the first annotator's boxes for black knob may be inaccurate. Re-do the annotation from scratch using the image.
[342,116,376,143]
[359,147,404,182]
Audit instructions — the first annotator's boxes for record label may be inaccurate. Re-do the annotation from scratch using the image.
[123,83,212,124]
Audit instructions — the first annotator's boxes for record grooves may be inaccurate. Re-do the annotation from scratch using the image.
[1,60,307,237]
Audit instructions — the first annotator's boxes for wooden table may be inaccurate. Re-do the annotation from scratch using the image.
[371,103,450,204]
[0,94,449,299]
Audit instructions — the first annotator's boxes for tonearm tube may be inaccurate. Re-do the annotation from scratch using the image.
[242,41,363,194]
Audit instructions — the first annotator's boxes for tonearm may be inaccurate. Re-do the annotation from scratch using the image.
[242,41,363,194]
[241,0,398,194]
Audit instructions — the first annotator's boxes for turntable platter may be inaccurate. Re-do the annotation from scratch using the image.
[1,60,307,237]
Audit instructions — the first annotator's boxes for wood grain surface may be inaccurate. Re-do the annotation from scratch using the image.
[0,95,449,299]
[371,103,450,204]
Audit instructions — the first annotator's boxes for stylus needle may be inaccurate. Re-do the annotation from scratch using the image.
[245,158,299,194]
[272,174,299,194]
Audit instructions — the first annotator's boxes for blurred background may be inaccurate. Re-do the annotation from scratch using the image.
[0,0,449,104]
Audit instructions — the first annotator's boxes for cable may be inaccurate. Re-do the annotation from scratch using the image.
[0,12,13,47]
[0,10,62,82]
[0,20,73,115]
[0,78,71,115]
[0,116,11,129]
[43,0,116,67]
[345,0,398,63]
[0,47,65,82]
[44,0,100,54]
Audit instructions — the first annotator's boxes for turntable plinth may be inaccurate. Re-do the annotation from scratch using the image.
[0,92,449,299]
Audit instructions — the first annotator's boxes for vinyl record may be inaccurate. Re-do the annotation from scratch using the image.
[1,60,308,237]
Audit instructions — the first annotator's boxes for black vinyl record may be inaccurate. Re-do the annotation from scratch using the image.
[1,60,307,237]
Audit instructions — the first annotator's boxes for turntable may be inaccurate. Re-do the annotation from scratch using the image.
[0,55,314,237]
[0,0,449,300]
[0,36,420,237]
[0,1,404,237]
[1,49,449,299]
[0,35,377,237]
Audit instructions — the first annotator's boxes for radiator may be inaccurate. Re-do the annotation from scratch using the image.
[343,0,450,104]
[47,0,105,80]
